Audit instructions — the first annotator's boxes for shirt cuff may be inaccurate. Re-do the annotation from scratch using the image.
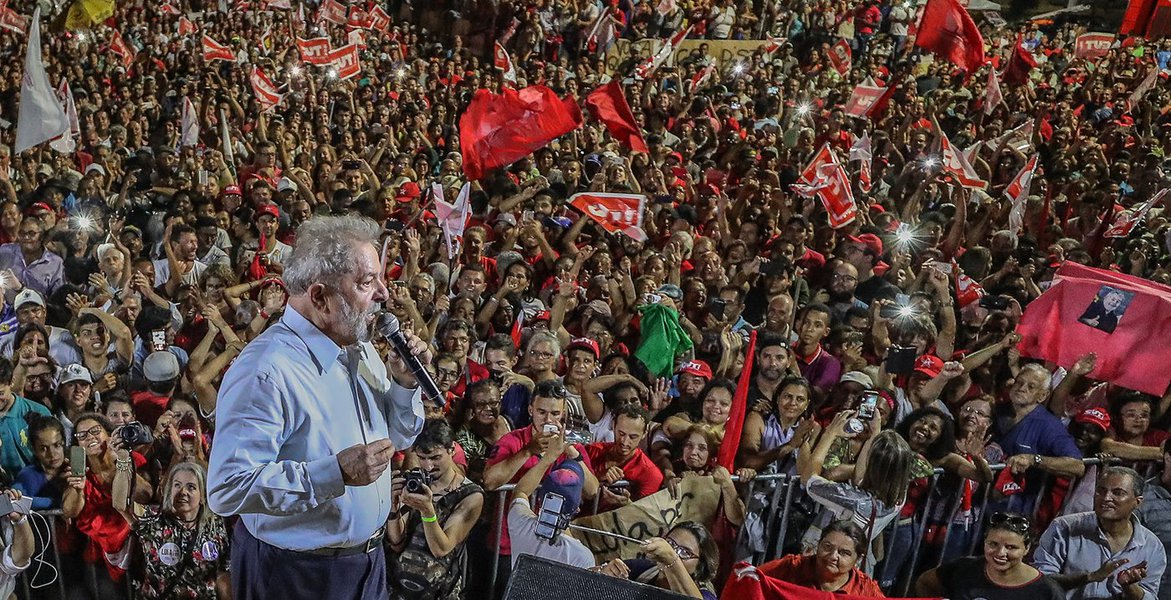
[1,542,28,573]
[307,454,346,501]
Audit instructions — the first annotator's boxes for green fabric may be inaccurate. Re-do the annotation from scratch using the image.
[634,304,693,377]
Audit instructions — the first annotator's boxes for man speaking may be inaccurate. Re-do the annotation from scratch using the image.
[208,215,428,600]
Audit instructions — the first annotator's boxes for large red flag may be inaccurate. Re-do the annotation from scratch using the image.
[1002,39,1037,86]
[792,144,858,228]
[1121,0,1158,35]
[585,81,649,153]
[717,330,756,470]
[569,192,647,241]
[914,0,985,73]
[459,86,583,181]
[1017,263,1171,396]
[722,563,942,600]
[202,34,235,62]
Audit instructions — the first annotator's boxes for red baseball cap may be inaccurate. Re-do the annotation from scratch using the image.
[566,337,600,359]
[221,185,243,198]
[254,203,280,221]
[913,355,944,379]
[532,310,551,322]
[25,202,53,216]
[1074,408,1111,432]
[396,181,422,203]
[677,360,713,380]
[847,233,884,257]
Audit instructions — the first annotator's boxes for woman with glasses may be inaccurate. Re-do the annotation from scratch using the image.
[62,413,153,587]
[598,521,720,600]
[916,513,1064,599]
[759,521,884,596]
[112,457,230,599]
[454,380,510,485]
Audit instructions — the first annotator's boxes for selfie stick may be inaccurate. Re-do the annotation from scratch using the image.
[567,524,642,544]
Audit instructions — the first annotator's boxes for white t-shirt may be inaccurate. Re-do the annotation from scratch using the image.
[152,258,209,288]
[508,499,595,570]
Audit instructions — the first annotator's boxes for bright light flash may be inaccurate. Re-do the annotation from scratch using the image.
[796,102,812,117]
[922,155,941,169]
[895,224,917,246]
[73,215,95,232]
[76,32,88,43]
[289,64,304,79]
[326,68,338,80]
[896,305,917,319]
[396,68,406,79]
[732,62,746,75]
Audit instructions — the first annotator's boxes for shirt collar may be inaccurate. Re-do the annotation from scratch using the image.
[283,304,344,375]
[793,343,824,365]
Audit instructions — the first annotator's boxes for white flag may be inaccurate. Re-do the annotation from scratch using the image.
[180,97,200,147]
[219,109,234,164]
[434,182,471,259]
[15,8,69,154]
[49,78,80,154]
[984,68,1003,116]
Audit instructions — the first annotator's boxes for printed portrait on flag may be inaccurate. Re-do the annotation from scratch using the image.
[1077,285,1134,334]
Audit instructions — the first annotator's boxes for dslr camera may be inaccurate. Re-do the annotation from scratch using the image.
[403,468,432,494]
[119,421,154,446]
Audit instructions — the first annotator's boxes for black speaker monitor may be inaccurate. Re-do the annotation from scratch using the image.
[503,554,692,600]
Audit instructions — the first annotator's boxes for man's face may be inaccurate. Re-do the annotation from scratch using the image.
[766,296,793,332]
[464,231,485,258]
[1009,369,1049,410]
[797,310,830,346]
[756,345,789,382]
[197,227,217,254]
[16,303,45,326]
[78,323,108,356]
[18,223,41,254]
[175,232,199,260]
[455,270,486,299]
[1094,472,1142,522]
[1103,292,1125,313]
[483,348,516,377]
[24,364,54,400]
[257,215,279,239]
[678,373,707,400]
[32,428,65,471]
[828,264,860,297]
[528,395,566,431]
[413,444,453,481]
[326,243,390,345]
[611,414,646,460]
[842,243,871,271]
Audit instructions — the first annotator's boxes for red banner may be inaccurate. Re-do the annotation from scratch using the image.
[844,82,886,117]
[0,4,27,34]
[202,34,235,62]
[723,563,942,600]
[249,67,283,113]
[828,39,852,75]
[1075,33,1114,59]
[325,43,361,80]
[159,3,180,15]
[178,16,197,36]
[1104,189,1166,238]
[940,131,986,189]
[794,144,857,228]
[297,36,333,64]
[346,6,368,29]
[1018,263,1171,396]
[569,192,647,241]
[320,0,347,24]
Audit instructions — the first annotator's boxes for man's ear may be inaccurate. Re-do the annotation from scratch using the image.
[307,283,330,311]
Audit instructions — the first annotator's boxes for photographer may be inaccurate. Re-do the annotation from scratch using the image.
[0,489,35,599]
[112,457,231,599]
[388,421,484,600]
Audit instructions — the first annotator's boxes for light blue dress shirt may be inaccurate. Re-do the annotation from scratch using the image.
[208,305,424,551]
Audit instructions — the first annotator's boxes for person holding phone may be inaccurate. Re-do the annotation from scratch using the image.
[0,487,35,599]
[506,429,594,571]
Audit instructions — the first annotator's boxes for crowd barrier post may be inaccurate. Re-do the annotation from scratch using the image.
[769,475,796,562]
[897,472,941,597]
[489,484,515,596]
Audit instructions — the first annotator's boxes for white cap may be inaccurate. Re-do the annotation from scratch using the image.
[14,289,45,310]
[58,363,93,386]
[84,163,107,177]
[144,351,180,382]
[277,177,298,193]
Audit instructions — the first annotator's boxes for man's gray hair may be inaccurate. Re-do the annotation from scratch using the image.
[1101,465,1145,497]
[284,215,381,295]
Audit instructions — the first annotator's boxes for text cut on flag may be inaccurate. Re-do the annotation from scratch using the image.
[249,67,284,112]
[569,192,648,241]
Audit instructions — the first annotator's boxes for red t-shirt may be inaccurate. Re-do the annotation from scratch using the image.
[131,391,171,430]
[77,451,147,578]
[757,553,884,597]
[584,443,664,511]
[485,426,592,555]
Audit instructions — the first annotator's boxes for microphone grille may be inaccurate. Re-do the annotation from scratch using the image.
[375,311,401,337]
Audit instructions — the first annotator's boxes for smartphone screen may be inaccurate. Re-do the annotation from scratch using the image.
[858,391,879,420]
[70,446,87,477]
[534,492,565,540]
[151,330,167,352]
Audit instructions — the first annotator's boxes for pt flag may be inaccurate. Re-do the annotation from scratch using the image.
[793,144,858,228]
[1017,263,1171,396]
[569,192,647,241]
[202,34,235,62]
[914,0,985,73]
[459,85,582,180]
[585,80,649,153]
[722,563,942,600]
[249,67,283,112]
[1002,39,1037,86]
[14,8,70,155]
[1104,189,1166,238]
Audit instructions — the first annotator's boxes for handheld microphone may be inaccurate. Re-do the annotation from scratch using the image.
[374,312,443,404]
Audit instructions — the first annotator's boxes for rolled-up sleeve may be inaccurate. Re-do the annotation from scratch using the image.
[208,368,346,517]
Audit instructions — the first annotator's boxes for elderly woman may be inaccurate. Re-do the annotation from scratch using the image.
[113,457,231,599]
[598,521,720,600]
[759,521,884,596]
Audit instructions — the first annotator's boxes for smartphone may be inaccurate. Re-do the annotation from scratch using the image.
[151,329,167,352]
[534,492,565,541]
[197,169,209,185]
[709,298,729,320]
[643,293,663,305]
[342,159,361,170]
[886,345,918,375]
[858,391,879,420]
[979,295,1010,311]
[929,261,954,275]
[542,423,560,436]
[522,210,534,221]
[70,446,87,477]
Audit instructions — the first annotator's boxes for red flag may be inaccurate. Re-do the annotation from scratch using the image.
[297,36,333,64]
[1104,189,1167,238]
[250,67,283,112]
[0,3,27,34]
[634,26,691,80]
[1121,0,1158,36]
[347,6,368,28]
[202,34,235,62]
[1075,33,1114,59]
[319,0,347,24]
[1018,263,1171,396]
[459,86,583,181]
[1002,39,1037,86]
[178,16,197,36]
[939,131,986,189]
[794,144,858,229]
[914,0,985,73]
[718,330,756,470]
[494,42,517,85]
[367,5,391,32]
[828,39,852,75]
[510,310,525,347]
[586,81,649,153]
[325,43,361,80]
[954,260,984,308]
[844,80,886,118]
[159,3,180,15]
[689,61,717,91]
[1005,154,1039,235]
[584,8,617,54]
[722,562,942,600]
[110,30,136,69]
[249,231,269,281]
[569,192,647,241]
[984,68,1003,115]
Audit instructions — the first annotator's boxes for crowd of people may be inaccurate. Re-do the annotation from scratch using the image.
[0,0,1169,598]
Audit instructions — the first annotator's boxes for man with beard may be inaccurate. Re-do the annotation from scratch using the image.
[842,234,898,305]
[818,262,868,324]
[209,215,429,600]
[1035,467,1165,600]
[0,219,64,298]
[749,334,796,411]
[585,404,661,511]
[152,223,207,296]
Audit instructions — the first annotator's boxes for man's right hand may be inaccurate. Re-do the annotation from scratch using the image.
[338,439,395,486]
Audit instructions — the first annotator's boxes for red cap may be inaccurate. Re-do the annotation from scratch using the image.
[221,185,243,198]
[1074,408,1111,432]
[913,354,944,379]
[677,360,713,380]
[847,233,884,257]
[532,310,551,322]
[667,151,683,163]
[254,203,280,221]
[566,337,600,359]
[25,202,53,216]
[396,181,422,203]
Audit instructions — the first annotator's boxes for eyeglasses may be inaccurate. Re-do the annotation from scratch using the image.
[989,512,1030,535]
[665,537,698,561]
[74,425,104,442]
[960,406,992,419]
[831,273,858,282]
[435,368,460,379]
[473,400,502,409]
[528,350,556,360]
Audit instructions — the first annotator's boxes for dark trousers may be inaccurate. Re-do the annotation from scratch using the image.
[231,520,388,600]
